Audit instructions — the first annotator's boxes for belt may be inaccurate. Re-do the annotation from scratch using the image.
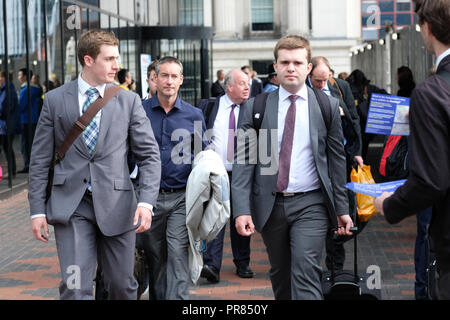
[159,188,185,193]
[276,189,320,197]
[85,189,93,197]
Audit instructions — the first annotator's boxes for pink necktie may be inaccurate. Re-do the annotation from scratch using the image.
[227,104,237,162]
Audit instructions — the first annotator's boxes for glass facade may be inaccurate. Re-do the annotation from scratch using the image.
[0,0,212,192]
[251,0,274,31]
[361,0,415,41]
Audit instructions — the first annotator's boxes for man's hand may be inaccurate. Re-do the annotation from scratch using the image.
[235,215,255,237]
[31,217,49,242]
[335,214,354,236]
[134,206,152,233]
[354,155,364,169]
[374,192,393,216]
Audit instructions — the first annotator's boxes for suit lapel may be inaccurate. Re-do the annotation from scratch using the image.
[208,98,220,130]
[63,80,90,155]
[307,86,320,159]
[94,84,117,156]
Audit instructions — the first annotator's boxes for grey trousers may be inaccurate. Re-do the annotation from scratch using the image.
[261,190,329,300]
[53,195,138,300]
[139,190,189,300]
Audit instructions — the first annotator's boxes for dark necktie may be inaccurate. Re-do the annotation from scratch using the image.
[227,104,237,162]
[277,95,298,192]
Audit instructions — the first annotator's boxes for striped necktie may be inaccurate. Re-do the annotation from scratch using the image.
[82,87,99,155]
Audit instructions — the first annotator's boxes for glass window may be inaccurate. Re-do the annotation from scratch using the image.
[397,0,411,12]
[251,0,274,31]
[178,0,203,26]
[362,0,378,13]
[380,14,394,26]
[362,28,379,41]
[379,1,394,12]
[396,13,412,26]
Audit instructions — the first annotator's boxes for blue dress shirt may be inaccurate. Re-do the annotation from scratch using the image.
[142,94,207,189]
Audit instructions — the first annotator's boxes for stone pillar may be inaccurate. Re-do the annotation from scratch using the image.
[213,0,237,39]
[286,0,309,36]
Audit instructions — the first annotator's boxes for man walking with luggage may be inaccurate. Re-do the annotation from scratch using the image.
[231,35,353,300]
[375,0,450,300]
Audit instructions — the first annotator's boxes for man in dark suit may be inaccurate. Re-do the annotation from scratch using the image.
[232,35,353,300]
[308,56,364,272]
[241,65,263,98]
[198,69,253,283]
[374,0,450,300]
[211,69,226,97]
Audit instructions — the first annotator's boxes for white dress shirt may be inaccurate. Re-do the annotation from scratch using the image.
[211,94,240,172]
[277,85,321,193]
[436,48,450,70]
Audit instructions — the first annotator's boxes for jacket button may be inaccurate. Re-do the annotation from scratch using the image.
[83,179,88,183]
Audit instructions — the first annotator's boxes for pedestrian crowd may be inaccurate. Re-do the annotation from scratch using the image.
[1,0,448,301]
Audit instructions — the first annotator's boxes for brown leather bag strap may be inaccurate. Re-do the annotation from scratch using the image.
[56,85,122,162]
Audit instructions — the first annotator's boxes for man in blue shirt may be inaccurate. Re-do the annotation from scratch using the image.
[141,56,206,300]
[17,68,42,173]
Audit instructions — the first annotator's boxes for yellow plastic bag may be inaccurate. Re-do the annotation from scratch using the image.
[350,165,377,222]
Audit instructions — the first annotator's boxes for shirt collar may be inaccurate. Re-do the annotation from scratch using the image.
[436,48,450,69]
[78,73,106,98]
[150,94,183,110]
[223,94,240,109]
[279,84,308,102]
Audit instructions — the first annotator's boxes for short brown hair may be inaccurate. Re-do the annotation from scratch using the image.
[414,0,450,45]
[147,59,158,79]
[274,35,312,63]
[77,30,119,67]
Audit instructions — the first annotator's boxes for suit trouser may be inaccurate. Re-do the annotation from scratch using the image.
[261,190,329,300]
[53,194,138,300]
[414,207,432,298]
[140,190,189,300]
[203,172,251,271]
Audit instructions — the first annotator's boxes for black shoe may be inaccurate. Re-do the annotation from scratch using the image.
[18,167,29,174]
[200,265,220,283]
[236,266,254,278]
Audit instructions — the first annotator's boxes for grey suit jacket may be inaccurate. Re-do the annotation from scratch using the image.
[231,87,349,232]
[28,80,161,236]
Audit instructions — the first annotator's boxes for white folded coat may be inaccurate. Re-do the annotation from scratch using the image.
[186,149,231,284]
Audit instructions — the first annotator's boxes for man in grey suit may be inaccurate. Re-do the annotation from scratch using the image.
[232,35,353,300]
[29,30,161,300]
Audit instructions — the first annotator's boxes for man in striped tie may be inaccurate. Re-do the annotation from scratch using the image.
[29,30,161,300]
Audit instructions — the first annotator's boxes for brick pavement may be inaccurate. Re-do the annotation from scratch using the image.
[0,189,418,300]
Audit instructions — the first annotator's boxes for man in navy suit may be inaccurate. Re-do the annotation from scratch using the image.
[198,69,254,282]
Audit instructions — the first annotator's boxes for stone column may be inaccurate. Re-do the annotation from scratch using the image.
[286,0,309,36]
[213,0,237,39]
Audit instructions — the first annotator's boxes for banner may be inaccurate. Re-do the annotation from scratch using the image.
[365,93,410,136]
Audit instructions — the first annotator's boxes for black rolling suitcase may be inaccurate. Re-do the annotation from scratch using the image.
[322,226,381,300]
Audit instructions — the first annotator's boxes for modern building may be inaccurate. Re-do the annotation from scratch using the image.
[0,0,213,190]
[361,0,417,41]
[210,0,363,82]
